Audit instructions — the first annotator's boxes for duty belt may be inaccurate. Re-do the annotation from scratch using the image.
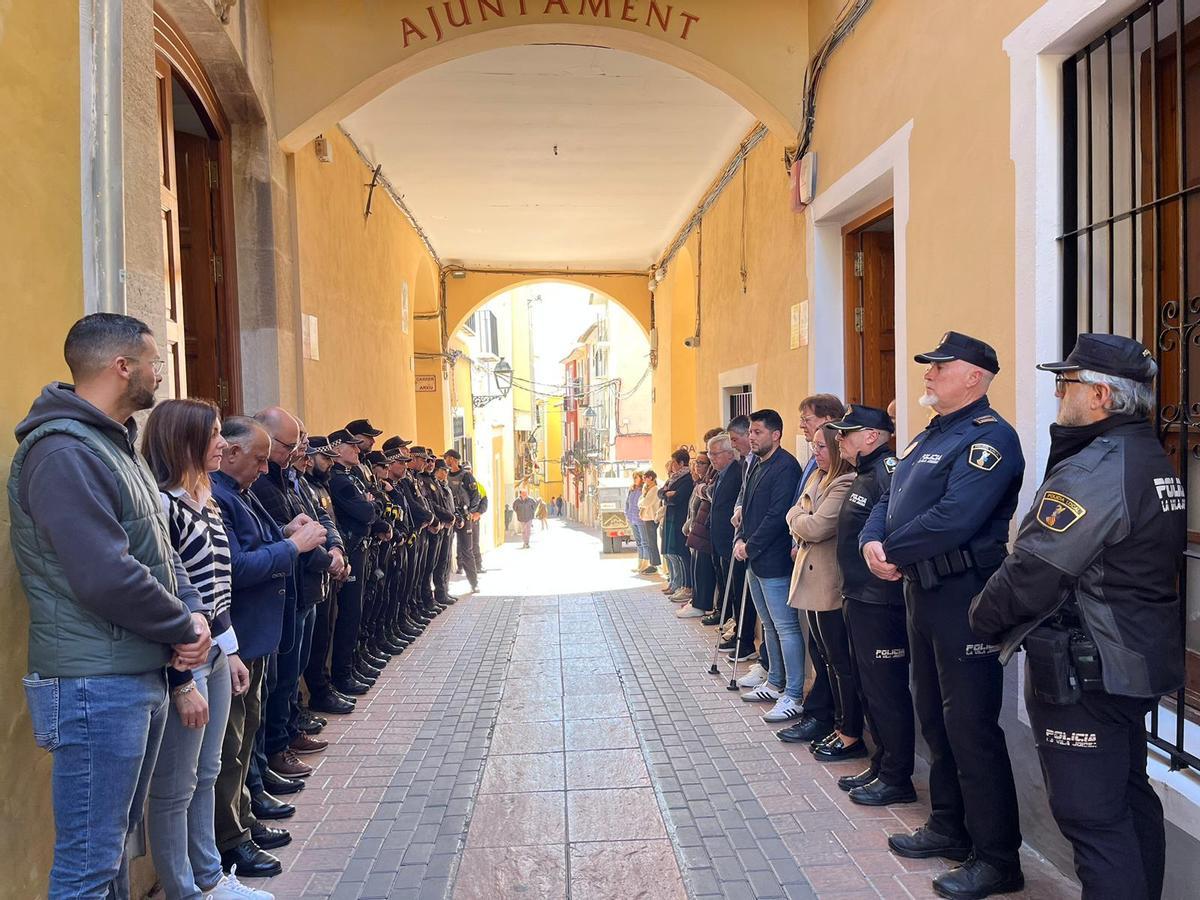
[901,547,975,590]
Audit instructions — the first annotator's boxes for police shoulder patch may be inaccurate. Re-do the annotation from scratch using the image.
[973,415,998,426]
[883,457,897,474]
[1037,490,1087,532]
[968,443,1002,471]
[898,438,920,460]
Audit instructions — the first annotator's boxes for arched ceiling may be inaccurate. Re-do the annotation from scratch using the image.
[340,44,756,271]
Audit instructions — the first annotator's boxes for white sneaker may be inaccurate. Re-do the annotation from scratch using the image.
[736,664,768,688]
[740,683,780,703]
[206,869,275,900]
[762,695,803,723]
[676,605,705,619]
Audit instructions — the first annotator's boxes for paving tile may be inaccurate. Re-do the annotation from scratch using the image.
[568,839,687,900]
[452,845,568,899]
[465,792,567,847]
[565,748,651,789]
[562,692,630,719]
[564,716,639,750]
[566,787,667,841]
[479,752,565,793]
[489,721,564,755]
[496,696,564,724]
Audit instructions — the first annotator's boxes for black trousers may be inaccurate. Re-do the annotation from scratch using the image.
[331,542,369,680]
[420,533,440,607]
[844,599,914,785]
[455,524,478,590]
[720,556,761,658]
[907,572,1021,871]
[471,518,483,569]
[434,528,455,602]
[691,548,717,612]
[1026,676,1162,900]
[803,625,835,722]
[807,608,863,739]
[303,593,335,697]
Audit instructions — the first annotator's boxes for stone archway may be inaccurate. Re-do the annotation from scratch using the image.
[266,0,807,152]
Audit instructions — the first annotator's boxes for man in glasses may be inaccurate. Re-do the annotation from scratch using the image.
[971,334,1182,900]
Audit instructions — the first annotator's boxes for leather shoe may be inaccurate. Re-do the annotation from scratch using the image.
[332,677,369,696]
[700,613,721,626]
[296,712,324,735]
[849,778,917,807]
[331,687,357,704]
[837,766,878,792]
[249,822,292,851]
[262,767,305,796]
[268,749,313,778]
[309,692,355,715]
[812,735,868,761]
[250,791,295,820]
[776,716,834,744]
[289,733,328,755]
[932,856,1024,899]
[220,841,281,878]
[888,825,972,862]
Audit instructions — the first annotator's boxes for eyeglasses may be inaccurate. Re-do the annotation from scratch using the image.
[123,356,166,376]
[1054,374,1085,390]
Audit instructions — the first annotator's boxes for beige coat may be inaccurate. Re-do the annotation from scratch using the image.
[786,469,855,611]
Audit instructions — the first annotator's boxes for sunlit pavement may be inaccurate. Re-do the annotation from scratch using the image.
[175,519,1075,899]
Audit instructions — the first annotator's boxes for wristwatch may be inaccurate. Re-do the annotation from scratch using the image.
[171,682,196,698]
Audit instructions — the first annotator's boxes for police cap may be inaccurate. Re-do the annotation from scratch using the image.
[914,331,1000,374]
[409,446,434,460]
[828,404,895,433]
[365,450,389,468]
[382,436,412,454]
[326,429,357,449]
[1036,332,1156,384]
[433,459,448,471]
[307,435,340,458]
[345,418,383,437]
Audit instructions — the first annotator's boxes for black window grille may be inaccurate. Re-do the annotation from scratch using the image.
[1061,0,1200,771]
[728,385,753,422]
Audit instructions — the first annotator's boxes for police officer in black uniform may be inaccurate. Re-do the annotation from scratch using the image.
[364,450,406,658]
[860,332,1025,899]
[970,334,1182,900]
[827,404,916,808]
[382,437,428,643]
[391,438,435,632]
[413,448,453,614]
[443,449,481,593]
[432,458,460,605]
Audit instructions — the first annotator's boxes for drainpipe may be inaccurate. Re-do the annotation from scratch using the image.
[83,0,126,314]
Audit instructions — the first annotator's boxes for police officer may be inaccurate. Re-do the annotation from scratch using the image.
[383,437,428,643]
[390,438,435,632]
[826,405,915,808]
[860,331,1025,898]
[970,334,1181,900]
[432,458,460,605]
[412,448,453,614]
[443,449,481,593]
[364,450,406,658]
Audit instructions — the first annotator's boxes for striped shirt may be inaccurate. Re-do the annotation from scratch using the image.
[163,488,233,630]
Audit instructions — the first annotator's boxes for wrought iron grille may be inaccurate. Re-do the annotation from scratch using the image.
[1060,0,1200,771]
[728,385,753,422]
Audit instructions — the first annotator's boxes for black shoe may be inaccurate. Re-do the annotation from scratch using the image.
[296,713,324,735]
[783,715,835,745]
[812,736,868,761]
[249,822,292,851]
[261,767,306,796]
[718,637,736,651]
[356,658,383,676]
[353,670,378,687]
[700,613,721,626]
[888,826,973,862]
[837,767,879,792]
[379,638,407,655]
[932,856,1024,899]
[849,778,918,807]
[307,712,328,727]
[361,652,387,670]
[220,841,281,878]
[331,689,358,705]
[332,677,370,696]
[251,791,296,820]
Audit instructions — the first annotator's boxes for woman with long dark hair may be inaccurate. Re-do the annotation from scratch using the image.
[143,399,265,900]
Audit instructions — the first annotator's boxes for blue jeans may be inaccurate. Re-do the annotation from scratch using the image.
[23,669,169,900]
[147,651,232,899]
[746,568,805,699]
[631,516,648,558]
[639,521,661,566]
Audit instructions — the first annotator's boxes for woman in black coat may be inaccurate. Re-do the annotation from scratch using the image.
[660,448,695,596]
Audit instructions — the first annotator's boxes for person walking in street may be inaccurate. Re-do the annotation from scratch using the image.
[861,331,1025,899]
[536,496,550,530]
[971,334,1182,900]
[10,313,211,899]
[513,487,538,548]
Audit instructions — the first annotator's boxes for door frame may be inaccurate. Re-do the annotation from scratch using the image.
[841,199,895,409]
[153,7,243,413]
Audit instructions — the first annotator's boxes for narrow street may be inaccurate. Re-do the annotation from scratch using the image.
[251,521,1076,900]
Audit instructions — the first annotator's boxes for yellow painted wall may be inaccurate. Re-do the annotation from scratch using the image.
[510,289,534,422]
[0,3,83,893]
[538,397,564,503]
[293,129,432,439]
[449,336,475,449]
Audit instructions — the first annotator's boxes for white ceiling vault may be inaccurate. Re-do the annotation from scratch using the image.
[340,44,756,271]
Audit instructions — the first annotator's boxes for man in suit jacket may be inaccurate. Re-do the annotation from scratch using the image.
[706,432,743,627]
[211,417,326,877]
[733,409,804,725]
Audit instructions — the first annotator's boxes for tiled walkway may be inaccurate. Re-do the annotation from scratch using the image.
[247,521,1077,899]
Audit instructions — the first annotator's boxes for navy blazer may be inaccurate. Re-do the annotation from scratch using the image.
[708,463,742,559]
[734,447,802,578]
[212,470,298,661]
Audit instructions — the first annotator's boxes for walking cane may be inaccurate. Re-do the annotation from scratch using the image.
[708,555,738,675]
[726,572,752,691]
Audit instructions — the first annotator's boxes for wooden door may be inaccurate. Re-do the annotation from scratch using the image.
[175,130,226,408]
[156,57,188,399]
[843,211,896,410]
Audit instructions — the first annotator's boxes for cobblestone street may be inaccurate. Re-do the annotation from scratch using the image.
[254,521,1077,900]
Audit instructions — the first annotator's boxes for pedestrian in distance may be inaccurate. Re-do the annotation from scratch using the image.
[513,487,538,548]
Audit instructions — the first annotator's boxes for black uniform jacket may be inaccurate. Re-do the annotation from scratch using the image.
[837,445,905,607]
[970,417,1185,698]
[329,463,377,544]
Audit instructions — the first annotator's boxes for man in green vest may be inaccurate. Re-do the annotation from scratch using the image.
[9,313,211,898]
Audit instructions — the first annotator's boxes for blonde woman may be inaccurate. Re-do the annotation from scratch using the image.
[778,425,861,758]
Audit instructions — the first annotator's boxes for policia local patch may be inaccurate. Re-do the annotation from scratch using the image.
[968,443,1002,471]
[1037,491,1087,532]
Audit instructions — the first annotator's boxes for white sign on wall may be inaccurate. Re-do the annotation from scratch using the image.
[302,314,320,360]
[790,301,809,349]
[401,281,410,334]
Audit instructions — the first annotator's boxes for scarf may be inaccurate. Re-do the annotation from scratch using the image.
[1045,413,1142,478]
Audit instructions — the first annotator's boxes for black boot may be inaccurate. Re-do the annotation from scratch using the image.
[888,826,972,862]
[932,856,1024,899]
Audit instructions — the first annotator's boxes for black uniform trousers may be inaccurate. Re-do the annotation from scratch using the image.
[303,592,335,697]
[843,599,914,786]
[471,518,483,569]
[455,523,478,590]
[691,548,717,612]
[421,532,442,607]
[806,608,863,740]
[434,529,455,602]
[906,570,1021,871]
[802,626,835,723]
[1025,677,1162,900]
[331,541,369,680]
